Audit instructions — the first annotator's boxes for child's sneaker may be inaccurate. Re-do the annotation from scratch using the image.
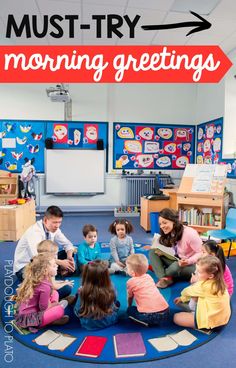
[59,300,68,309]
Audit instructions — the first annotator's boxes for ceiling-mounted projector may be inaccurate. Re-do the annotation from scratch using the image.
[46,84,71,102]
[48,90,70,102]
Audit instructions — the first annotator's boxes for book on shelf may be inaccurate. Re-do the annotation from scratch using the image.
[75,336,107,358]
[113,332,146,358]
[148,329,197,352]
[151,234,178,261]
[178,208,221,227]
[33,329,76,351]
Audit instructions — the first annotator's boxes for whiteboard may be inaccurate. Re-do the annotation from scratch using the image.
[45,150,105,194]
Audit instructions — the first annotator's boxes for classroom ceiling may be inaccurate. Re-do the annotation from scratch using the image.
[1,0,236,56]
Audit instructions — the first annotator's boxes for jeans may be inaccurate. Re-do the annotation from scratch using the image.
[15,268,25,282]
[127,306,170,326]
[57,284,72,300]
[74,295,120,330]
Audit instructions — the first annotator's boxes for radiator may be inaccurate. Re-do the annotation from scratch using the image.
[121,176,155,206]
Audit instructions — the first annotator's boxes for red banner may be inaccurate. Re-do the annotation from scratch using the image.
[0,45,232,83]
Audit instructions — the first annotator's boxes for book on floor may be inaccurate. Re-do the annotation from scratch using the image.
[148,329,197,352]
[151,234,178,261]
[33,329,76,351]
[75,336,107,358]
[113,332,146,358]
[11,320,31,335]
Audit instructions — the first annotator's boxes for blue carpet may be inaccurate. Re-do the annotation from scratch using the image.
[1,245,219,364]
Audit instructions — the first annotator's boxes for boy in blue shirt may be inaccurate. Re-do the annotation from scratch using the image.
[77,224,101,272]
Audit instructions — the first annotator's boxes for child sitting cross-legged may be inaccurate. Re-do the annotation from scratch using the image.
[77,224,101,273]
[126,254,170,327]
[174,255,231,330]
[37,240,74,303]
[15,254,69,332]
[74,260,120,330]
[108,219,134,274]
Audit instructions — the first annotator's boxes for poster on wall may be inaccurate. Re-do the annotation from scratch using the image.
[0,120,45,172]
[196,118,223,165]
[46,121,107,149]
[113,123,195,170]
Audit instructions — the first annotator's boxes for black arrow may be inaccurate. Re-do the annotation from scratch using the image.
[141,11,211,36]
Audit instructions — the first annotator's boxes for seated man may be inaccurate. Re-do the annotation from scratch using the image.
[13,205,75,281]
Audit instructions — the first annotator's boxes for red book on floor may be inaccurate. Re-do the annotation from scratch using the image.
[75,336,107,358]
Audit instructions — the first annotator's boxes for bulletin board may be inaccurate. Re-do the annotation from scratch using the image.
[0,120,108,173]
[113,122,195,170]
[46,121,108,150]
[0,120,46,172]
[220,159,236,179]
[196,117,223,165]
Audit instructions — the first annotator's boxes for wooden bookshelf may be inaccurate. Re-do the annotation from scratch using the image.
[177,164,228,233]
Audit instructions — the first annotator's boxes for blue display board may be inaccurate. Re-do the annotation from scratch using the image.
[220,159,236,179]
[0,120,108,173]
[113,122,195,170]
[0,120,46,172]
[196,117,223,165]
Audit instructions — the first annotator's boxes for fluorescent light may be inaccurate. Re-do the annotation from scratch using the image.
[171,0,221,15]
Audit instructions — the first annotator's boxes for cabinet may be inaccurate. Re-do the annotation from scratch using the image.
[0,199,36,241]
[177,164,228,233]
[140,197,170,231]
[0,170,18,205]
[162,189,178,210]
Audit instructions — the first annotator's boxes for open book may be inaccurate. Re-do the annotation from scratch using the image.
[148,329,197,352]
[33,330,76,351]
[151,234,178,261]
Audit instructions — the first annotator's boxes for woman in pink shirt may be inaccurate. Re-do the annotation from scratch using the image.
[149,208,202,288]
[126,254,170,326]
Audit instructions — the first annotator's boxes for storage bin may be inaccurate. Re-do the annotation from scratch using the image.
[150,212,160,235]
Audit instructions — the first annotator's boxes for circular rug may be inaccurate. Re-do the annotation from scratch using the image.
[1,247,219,364]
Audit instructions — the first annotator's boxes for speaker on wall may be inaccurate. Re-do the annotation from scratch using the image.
[97,139,104,150]
[45,138,53,149]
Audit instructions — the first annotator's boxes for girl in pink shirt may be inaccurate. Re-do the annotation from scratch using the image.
[126,254,170,326]
[15,254,69,332]
[202,240,233,296]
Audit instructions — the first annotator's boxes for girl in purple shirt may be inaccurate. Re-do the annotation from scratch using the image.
[15,254,69,332]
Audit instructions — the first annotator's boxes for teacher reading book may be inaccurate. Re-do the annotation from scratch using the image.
[149,208,202,289]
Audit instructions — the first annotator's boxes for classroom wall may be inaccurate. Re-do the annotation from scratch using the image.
[0,83,196,210]
[195,81,225,124]
[224,51,236,158]
[1,80,236,210]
